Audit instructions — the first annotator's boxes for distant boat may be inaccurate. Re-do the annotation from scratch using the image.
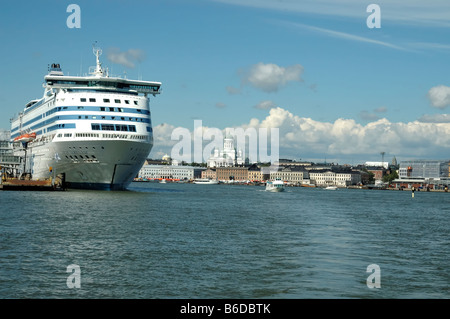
[193,178,219,185]
[265,179,285,192]
[324,186,337,190]
[160,179,167,184]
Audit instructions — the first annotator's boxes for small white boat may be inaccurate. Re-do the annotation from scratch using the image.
[193,178,219,185]
[324,186,337,190]
[265,180,285,192]
[160,179,167,184]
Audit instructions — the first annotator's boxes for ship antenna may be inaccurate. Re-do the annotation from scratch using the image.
[92,42,103,77]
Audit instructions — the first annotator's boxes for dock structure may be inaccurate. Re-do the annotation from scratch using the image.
[0,155,22,176]
[0,174,66,191]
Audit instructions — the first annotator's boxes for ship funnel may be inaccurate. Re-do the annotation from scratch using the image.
[48,63,63,76]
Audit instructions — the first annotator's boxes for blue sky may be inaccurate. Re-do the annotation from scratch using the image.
[1,0,450,164]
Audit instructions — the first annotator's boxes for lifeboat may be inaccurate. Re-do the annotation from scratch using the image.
[14,132,36,143]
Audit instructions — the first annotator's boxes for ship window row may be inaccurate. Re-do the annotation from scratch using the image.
[54,132,147,140]
[20,114,150,133]
[28,106,150,119]
[70,133,147,139]
[76,133,100,138]
[102,133,130,139]
[47,123,76,132]
[78,115,148,123]
[65,154,97,161]
[49,105,150,115]
[21,109,148,130]
[130,135,148,140]
[100,107,124,112]
[81,97,139,105]
[56,133,73,138]
[91,123,137,132]
[49,80,160,93]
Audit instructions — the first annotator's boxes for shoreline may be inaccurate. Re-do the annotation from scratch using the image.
[132,180,450,192]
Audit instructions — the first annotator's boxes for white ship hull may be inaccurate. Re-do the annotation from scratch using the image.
[24,139,152,190]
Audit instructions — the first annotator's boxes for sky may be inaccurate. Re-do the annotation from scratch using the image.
[1,0,450,164]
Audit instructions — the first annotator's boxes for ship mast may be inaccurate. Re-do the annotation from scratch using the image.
[91,44,104,77]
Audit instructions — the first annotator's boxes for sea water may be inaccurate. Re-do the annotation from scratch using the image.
[0,183,448,298]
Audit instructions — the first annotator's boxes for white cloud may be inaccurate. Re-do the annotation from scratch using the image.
[254,100,276,110]
[150,107,450,163]
[106,47,146,68]
[427,85,450,109]
[241,107,450,160]
[241,63,304,93]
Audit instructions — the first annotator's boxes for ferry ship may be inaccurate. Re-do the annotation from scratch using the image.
[9,46,161,190]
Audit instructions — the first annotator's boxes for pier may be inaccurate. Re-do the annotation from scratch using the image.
[0,174,66,191]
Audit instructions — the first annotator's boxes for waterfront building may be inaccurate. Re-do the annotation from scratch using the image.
[398,160,450,179]
[358,170,371,185]
[216,166,249,181]
[365,166,388,181]
[138,164,204,180]
[201,168,217,180]
[391,160,450,190]
[207,135,245,168]
[247,164,270,182]
[309,169,361,187]
[269,166,308,185]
